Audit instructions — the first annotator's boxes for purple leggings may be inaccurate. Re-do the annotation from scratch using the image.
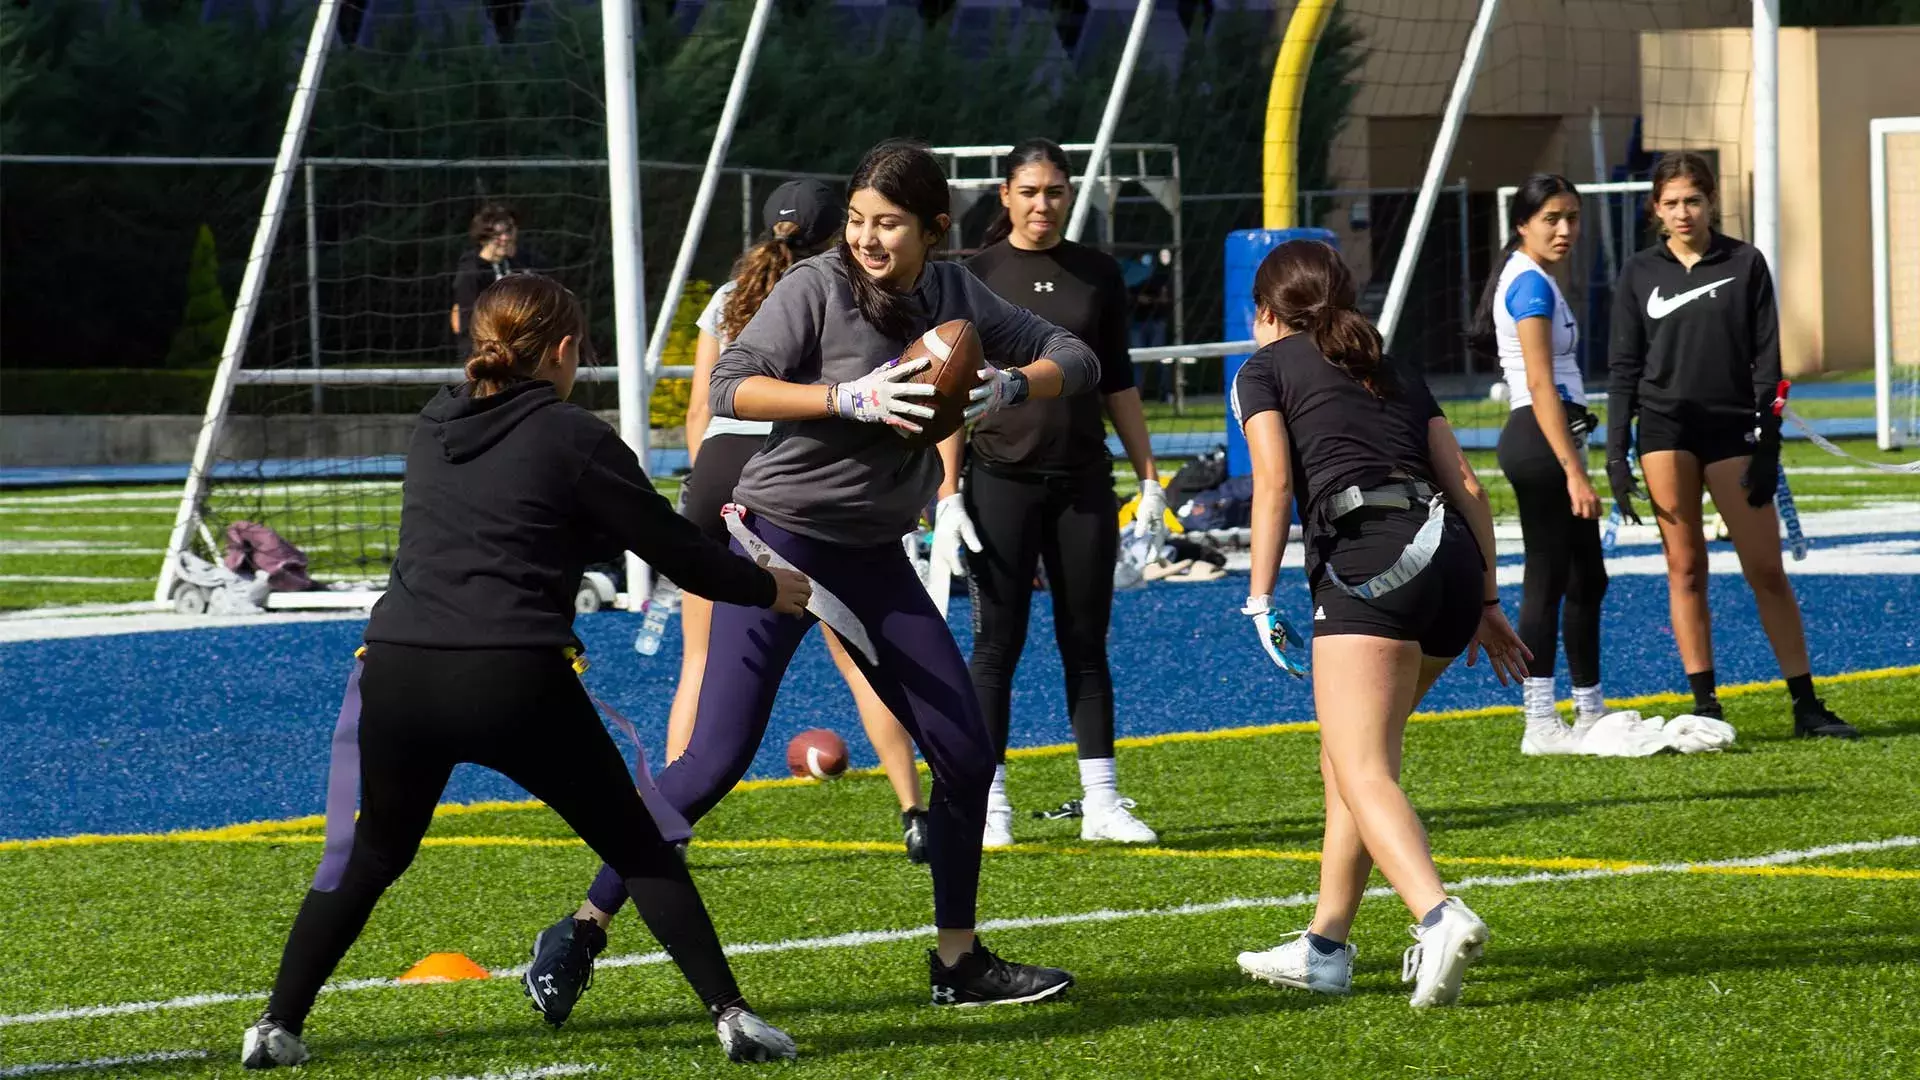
[587,513,994,928]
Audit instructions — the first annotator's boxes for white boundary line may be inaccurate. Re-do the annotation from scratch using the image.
[0,1049,208,1077]
[2,835,1913,1029]
[427,1066,602,1080]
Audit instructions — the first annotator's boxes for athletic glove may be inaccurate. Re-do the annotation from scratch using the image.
[1606,456,1643,526]
[1565,403,1599,441]
[1133,478,1169,544]
[1241,594,1307,679]
[931,493,981,580]
[1743,418,1782,507]
[829,356,937,432]
[964,366,1031,424]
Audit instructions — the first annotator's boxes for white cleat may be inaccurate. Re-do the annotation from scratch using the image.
[1237,931,1354,995]
[1402,897,1489,1008]
[982,804,1015,848]
[241,1016,309,1070]
[1080,796,1158,844]
[1520,721,1583,757]
[715,1006,798,1063]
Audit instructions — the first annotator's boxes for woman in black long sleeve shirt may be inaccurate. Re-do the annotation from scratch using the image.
[1605,153,1857,739]
[240,274,812,1070]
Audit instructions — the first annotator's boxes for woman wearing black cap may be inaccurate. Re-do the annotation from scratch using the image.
[523,180,930,1027]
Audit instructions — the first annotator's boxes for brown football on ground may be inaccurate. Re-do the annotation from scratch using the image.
[896,319,986,450]
[786,728,849,780]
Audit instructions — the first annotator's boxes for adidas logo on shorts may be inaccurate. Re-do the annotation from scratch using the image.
[1314,606,1326,621]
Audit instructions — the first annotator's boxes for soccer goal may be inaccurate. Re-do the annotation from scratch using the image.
[1872,116,1920,451]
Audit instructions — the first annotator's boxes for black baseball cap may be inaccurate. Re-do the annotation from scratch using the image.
[762,179,843,249]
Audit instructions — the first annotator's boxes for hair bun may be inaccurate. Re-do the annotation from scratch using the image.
[465,339,518,383]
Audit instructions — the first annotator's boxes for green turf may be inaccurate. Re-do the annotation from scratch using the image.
[3,674,1918,1077]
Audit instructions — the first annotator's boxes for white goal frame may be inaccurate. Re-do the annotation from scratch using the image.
[1872,116,1920,451]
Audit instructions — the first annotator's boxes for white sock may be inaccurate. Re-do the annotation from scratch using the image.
[1078,757,1118,807]
[987,765,1009,812]
[1572,684,1607,725]
[1523,677,1561,733]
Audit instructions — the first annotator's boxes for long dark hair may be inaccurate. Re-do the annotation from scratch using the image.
[838,139,949,342]
[1469,172,1578,355]
[1252,239,1390,397]
[1648,151,1719,231]
[980,137,1072,248]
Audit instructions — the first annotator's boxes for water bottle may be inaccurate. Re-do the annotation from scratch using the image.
[1601,507,1621,554]
[633,579,682,656]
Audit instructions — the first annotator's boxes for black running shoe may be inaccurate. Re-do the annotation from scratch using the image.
[929,939,1073,1006]
[1793,699,1861,739]
[901,809,930,865]
[524,915,606,1027]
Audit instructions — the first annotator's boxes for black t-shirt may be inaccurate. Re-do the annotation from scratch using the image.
[453,249,540,340]
[1231,333,1444,541]
[964,240,1134,476]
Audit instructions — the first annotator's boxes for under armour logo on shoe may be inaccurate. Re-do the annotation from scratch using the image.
[537,974,557,994]
[1033,281,1055,293]
[932,985,957,1004]
[1313,606,1326,621]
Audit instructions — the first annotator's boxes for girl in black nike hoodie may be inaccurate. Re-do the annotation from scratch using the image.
[240,274,812,1071]
[1606,152,1856,739]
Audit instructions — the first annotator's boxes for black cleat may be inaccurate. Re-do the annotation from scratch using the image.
[1793,699,1860,739]
[929,939,1073,1007]
[901,808,930,865]
[524,915,606,1027]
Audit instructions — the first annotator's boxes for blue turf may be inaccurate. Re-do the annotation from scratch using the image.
[2,570,1916,841]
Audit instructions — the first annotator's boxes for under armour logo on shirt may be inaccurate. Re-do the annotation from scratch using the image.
[1033,281,1055,293]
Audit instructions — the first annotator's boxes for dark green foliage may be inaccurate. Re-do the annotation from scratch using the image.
[162,224,231,369]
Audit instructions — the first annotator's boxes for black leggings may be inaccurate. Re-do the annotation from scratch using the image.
[964,465,1117,761]
[266,644,741,1028]
[1496,406,1608,685]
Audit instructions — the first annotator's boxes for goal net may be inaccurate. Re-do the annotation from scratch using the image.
[1873,117,1920,451]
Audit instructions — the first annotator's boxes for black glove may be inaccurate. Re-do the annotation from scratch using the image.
[1743,421,1782,507]
[1607,457,1643,525]
[1565,403,1599,441]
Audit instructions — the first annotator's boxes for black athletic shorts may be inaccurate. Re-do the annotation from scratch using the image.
[1637,408,1754,466]
[1308,506,1484,660]
[680,433,766,543]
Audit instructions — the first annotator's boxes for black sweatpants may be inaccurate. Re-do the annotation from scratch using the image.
[265,643,741,1029]
[1496,406,1608,685]
[963,464,1118,761]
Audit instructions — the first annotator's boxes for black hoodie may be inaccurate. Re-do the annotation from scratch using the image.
[1607,231,1781,460]
[365,380,775,649]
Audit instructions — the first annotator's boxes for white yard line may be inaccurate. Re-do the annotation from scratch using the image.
[2,835,1912,1030]
[427,1067,602,1080]
[0,1049,207,1077]
[0,575,148,585]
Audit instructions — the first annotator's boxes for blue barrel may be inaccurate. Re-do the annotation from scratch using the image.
[1223,227,1338,476]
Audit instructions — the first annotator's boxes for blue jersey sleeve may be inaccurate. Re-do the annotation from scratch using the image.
[1503,270,1555,322]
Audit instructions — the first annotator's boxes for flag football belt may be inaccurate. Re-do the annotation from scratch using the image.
[1320,480,1445,600]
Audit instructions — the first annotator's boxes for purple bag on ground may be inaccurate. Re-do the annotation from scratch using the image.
[223,521,314,592]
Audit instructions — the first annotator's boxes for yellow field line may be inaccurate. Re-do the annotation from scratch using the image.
[7,664,1914,854]
[14,829,1917,884]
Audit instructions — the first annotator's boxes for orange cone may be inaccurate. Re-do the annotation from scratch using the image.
[397,952,491,984]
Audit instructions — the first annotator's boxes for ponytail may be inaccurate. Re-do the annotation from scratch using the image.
[1251,239,1391,398]
[1311,306,1391,398]
[980,208,1013,248]
[721,226,800,340]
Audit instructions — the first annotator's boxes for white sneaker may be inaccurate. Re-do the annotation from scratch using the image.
[714,1005,798,1062]
[1237,931,1354,995]
[1520,721,1582,757]
[1402,897,1489,1008]
[241,1016,309,1069]
[1081,796,1158,843]
[983,804,1015,848]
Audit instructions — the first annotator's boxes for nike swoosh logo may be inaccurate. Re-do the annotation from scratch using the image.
[1646,276,1736,319]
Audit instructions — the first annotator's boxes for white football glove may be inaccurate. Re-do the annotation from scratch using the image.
[1133,477,1168,544]
[963,366,1031,424]
[1242,594,1308,678]
[830,356,937,432]
[931,493,981,580]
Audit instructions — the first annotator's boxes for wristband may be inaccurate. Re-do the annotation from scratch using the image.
[826,383,840,419]
[1483,598,1501,607]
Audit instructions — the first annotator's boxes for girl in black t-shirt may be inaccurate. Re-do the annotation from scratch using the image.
[1229,240,1529,1008]
[932,138,1166,847]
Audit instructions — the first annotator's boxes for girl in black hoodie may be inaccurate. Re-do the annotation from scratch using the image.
[241,274,813,1070]
[1606,153,1856,739]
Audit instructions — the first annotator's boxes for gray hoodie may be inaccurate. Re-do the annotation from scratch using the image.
[710,251,1100,545]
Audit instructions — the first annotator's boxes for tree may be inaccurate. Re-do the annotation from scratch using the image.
[163,224,231,369]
